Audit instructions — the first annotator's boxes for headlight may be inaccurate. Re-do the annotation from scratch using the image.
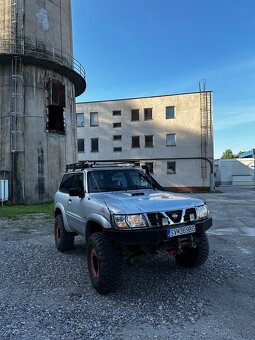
[113,214,148,229]
[197,205,209,219]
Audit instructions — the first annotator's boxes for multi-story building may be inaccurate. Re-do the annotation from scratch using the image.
[76,91,214,191]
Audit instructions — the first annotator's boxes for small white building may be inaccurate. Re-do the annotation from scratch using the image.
[76,91,214,191]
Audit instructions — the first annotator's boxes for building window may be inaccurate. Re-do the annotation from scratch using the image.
[90,112,99,126]
[91,138,99,152]
[145,162,154,174]
[76,113,84,127]
[113,122,121,128]
[131,109,139,121]
[166,106,175,119]
[77,139,84,153]
[113,135,122,141]
[47,105,65,135]
[113,110,121,116]
[166,133,176,146]
[167,161,176,174]
[144,108,152,120]
[132,136,140,148]
[145,135,153,148]
[113,147,122,152]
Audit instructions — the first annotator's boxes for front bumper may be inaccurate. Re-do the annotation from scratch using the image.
[105,217,212,245]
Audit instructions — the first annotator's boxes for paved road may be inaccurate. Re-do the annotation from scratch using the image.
[0,186,254,339]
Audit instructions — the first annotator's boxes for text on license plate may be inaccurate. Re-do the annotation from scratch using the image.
[167,225,196,238]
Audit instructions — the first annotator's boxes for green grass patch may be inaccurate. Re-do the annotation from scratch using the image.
[0,202,54,219]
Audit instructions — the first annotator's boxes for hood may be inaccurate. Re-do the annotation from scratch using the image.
[90,189,204,214]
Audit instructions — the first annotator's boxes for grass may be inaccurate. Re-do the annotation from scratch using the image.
[0,202,54,219]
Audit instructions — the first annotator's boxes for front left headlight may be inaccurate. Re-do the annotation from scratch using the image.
[113,214,148,229]
[197,205,209,219]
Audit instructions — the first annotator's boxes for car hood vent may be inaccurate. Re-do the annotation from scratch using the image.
[131,192,145,196]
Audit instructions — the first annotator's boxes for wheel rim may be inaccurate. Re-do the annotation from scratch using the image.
[91,249,99,279]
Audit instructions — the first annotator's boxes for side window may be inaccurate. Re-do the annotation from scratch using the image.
[71,174,84,189]
[59,174,75,193]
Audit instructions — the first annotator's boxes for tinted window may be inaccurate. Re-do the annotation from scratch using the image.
[59,173,84,193]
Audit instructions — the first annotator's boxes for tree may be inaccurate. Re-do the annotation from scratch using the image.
[220,149,235,159]
[220,149,246,159]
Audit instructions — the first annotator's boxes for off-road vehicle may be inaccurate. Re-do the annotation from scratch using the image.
[54,161,212,294]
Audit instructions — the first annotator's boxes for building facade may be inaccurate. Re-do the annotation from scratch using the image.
[0,0,86,203]
[76,91,214,191]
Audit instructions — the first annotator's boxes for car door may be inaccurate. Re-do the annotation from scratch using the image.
[65,173,86,234]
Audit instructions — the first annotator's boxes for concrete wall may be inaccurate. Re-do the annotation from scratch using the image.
[215,159,255,186]
[0,0,82,203]
[76,92,214,190]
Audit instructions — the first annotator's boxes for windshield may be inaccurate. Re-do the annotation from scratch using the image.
[87,169,153,193]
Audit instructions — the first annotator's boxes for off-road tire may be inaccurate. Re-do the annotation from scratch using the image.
[87,232,122,294]
[175,233,209,268]
[54,214,74,252]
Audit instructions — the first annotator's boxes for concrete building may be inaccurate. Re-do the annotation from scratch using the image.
[215,158,255,186]
[0,0,86,203]
[76,91,214,191]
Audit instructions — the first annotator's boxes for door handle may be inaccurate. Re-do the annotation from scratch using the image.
[68,199,72,203]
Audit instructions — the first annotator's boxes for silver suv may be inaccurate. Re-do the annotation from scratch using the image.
[54,162,212,294]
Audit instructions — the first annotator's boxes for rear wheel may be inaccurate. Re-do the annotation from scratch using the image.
[175,233,209,267]
[54,214,74,252]
[87,232,122,294]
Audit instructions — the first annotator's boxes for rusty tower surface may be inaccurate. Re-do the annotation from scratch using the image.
[0,0,86,203]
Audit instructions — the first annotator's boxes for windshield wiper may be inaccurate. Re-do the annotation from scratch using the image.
[124,185,152,190]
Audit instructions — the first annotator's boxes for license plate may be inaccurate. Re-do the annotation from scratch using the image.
[167,225,196,238]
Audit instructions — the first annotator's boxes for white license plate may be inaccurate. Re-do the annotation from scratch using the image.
[167,225,196,238]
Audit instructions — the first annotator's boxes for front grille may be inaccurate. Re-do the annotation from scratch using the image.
[165,210,182,223]
[184,208,196,222]
[147,213,164,227]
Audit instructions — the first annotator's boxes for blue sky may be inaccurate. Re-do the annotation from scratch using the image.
[72,0,255,159]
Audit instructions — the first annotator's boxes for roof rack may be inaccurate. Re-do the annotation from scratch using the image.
[65,160,142,172]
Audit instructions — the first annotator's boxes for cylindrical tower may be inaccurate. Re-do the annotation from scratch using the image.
[0,0,86,203]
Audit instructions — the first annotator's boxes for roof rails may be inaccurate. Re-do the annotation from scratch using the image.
[65,160,142,172]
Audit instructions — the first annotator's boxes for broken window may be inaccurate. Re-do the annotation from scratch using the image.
[47,105,65,135]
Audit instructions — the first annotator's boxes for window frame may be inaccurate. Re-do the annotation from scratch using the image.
[167,161,176,174]
[144,135,154,148]
[166,133,176,146]
[131,136,140,148]
[112,110,121,116]
[91,138,99,152]
[131,109,140,121]
[113,135,122,141]
[90,112,99,127]
[166,106,175,119]
[144,108,153,121]
[77,138,85,153]
[76,113,84,127]
[113,122,122,128]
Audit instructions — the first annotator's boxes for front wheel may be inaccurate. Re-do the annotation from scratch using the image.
[175,233,209,268]
[54,214,74,252]
[87,232,122,294]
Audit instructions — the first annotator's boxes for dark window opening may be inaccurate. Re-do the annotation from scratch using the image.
[113,135,122,141]
[145,135,153,148]
[132,136,140,148]
[145,162,154,174]
[47,105,65,135]
[78,139,84,152]
[131,109,139,121]
[113,147,122,152]
[113,110,121,116]
[113,122,121,128]
[167,161,176,174]
[144,108,152,120]
[91,138,99,152]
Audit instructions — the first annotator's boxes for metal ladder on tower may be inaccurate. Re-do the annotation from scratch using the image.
[10,0,25,153]
[199,80,208,180]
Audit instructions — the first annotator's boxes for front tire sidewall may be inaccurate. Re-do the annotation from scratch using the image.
[87,232,122,294]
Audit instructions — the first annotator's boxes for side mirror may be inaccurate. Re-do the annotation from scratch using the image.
[69,187,85,198]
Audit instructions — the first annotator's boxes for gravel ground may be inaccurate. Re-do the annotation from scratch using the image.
[0,186,255,339]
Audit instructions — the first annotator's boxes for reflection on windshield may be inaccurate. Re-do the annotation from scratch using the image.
[87,169,153,193]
